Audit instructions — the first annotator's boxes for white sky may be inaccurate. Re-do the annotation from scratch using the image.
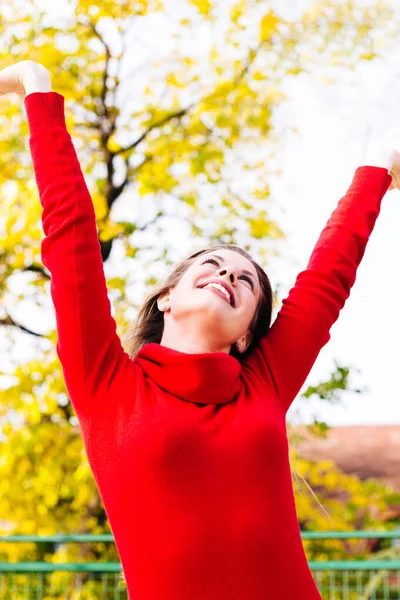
[2,0,400,427]
[277,50,400,426]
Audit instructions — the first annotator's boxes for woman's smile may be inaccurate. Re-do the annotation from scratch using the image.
[202,285,232,305]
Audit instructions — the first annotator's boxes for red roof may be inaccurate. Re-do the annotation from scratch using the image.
[295,424,400,492]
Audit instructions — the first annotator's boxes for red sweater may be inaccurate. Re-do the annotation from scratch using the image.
[25,91,392,600]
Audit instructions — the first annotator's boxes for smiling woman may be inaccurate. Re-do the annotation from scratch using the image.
[4,59,400,600]
[122,245,274,360]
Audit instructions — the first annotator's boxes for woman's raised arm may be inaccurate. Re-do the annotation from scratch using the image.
[1,62,133,416]
[244,154,398,414]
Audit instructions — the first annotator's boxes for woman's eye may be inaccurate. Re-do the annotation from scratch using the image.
[240,274,253,287]
[202,258,219,266]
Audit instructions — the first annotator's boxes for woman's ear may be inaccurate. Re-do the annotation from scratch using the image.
[236,331,252,353]
[157,292,170,312]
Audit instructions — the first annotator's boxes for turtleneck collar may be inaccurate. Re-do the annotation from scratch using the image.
[134,343,242,405]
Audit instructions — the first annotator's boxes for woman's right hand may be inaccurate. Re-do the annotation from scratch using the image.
[0,61,51,98]
[388,149,400,191]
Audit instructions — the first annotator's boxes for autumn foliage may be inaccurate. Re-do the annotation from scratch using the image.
[1,0,399,578]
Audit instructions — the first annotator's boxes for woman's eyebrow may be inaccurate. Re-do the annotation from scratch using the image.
[210,254,257,282]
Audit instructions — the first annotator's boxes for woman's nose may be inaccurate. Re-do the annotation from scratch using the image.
[218,267,237,283]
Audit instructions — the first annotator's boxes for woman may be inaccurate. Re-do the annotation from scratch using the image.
[1,61,399,600]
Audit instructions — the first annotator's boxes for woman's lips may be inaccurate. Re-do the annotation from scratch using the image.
[201,286,232,305]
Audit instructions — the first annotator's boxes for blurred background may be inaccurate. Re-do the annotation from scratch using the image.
[1,0,400,598]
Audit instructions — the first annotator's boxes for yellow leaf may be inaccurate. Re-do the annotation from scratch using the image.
[165,72,185,88]
[260,10,280,42]
[253,185,270,200]
[230,0,247,25]
[252,71,266,81]
[92,191,109,221]
[248,216,270,239]
[13,251,26,269]
[189,0,212,17]
[360,52,377,61]
[107,137,121,153]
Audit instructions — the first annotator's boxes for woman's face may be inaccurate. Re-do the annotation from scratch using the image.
[159,249,261,354]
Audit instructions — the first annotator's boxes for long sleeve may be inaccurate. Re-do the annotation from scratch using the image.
[244,166,392,413]
[25,91,131,415]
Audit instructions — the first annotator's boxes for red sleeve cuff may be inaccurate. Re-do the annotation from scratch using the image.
[24,91,66,135]
[351,165,393,198]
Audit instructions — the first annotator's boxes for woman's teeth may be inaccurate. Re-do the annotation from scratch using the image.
[203,282,231,304]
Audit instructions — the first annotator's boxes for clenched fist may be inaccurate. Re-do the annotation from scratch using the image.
[0,61,51,98]
[388,149,400,191]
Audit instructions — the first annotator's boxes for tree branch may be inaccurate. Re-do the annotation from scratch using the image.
[23,263,51,280]
[233,42,261,86]
[98,211,163,261]
[116,103,196,155]
[85,34,258,263]
[87,20,112,123]
[115,44,259,158]
[0,313,47,337]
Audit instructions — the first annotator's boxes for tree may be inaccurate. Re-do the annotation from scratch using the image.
[0,0,398,574]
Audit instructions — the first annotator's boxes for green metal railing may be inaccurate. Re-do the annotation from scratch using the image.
[0,531,399,599]
[304,531,400,599]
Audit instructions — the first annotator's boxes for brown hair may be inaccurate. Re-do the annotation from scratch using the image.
[121,245,274,361]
